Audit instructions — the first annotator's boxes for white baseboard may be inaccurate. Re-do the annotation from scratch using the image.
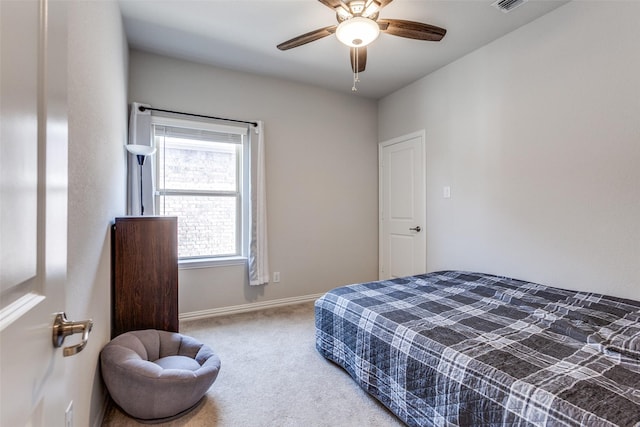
[179,293,326,322]
[92,392,110,427]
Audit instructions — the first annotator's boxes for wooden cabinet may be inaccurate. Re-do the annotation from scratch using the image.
[111,216,178,338]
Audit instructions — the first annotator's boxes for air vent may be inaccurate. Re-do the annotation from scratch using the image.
[492,0,528,13]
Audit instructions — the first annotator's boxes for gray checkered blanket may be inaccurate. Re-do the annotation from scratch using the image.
[315,271,640,426]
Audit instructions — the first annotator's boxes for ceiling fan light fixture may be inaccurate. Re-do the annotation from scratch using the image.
[335,5,351,20]
[348,0,366,14]
[336,17,380,48]
[362,1,380,18]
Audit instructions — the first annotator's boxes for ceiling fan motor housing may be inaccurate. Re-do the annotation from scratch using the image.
[336,0,381,22]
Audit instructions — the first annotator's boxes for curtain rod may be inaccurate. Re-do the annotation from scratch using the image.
[138,105,258,127]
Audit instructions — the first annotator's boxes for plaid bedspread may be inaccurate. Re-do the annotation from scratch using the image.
[315,271,640,426]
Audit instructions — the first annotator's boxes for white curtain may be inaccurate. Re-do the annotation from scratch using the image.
[127,102,155,216]
[248,121,270,286]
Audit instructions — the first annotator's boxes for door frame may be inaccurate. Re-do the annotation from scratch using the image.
[378,130,426,279]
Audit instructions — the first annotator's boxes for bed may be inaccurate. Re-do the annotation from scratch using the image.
[314,271,640,426]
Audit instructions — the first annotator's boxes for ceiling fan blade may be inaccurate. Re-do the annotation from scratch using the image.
[277,26,337,51]
[379,19,446,41]
[350,46,367,73]
[377,0,394,9]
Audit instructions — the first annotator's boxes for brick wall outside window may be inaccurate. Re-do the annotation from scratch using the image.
[158,144,238,258]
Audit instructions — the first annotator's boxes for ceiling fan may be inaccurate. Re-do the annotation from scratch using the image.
[277,0,446,81]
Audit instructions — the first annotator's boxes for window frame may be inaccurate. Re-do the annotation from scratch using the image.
[151,116,250,268]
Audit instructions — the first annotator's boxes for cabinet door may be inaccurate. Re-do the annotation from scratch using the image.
[112,217,178,337]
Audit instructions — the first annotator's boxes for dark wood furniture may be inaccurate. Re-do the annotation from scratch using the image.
[111,216,178,338]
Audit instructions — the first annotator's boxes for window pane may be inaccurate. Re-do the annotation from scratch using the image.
[157,136,237,192]
[159,195,237,258]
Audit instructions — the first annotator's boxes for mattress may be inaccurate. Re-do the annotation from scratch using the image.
[314,271,640,426]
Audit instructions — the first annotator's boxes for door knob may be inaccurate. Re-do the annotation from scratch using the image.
[52,312,93,357]
[409,226,421,232]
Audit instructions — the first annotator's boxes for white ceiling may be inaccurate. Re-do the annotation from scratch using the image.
[118,0,568,99]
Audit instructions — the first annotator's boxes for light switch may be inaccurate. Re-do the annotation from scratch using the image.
[443,186,451,199]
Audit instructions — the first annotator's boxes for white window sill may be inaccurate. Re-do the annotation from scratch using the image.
[178,256,247,270]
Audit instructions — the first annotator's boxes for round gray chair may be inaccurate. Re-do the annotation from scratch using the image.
[100,329,221,422]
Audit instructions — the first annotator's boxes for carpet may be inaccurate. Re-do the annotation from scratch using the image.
[102,301,404,426]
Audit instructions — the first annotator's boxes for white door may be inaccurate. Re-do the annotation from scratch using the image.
[379,131,426,279]
[1,1,70,425]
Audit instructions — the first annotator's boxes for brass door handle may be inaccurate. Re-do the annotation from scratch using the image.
[52,312,93,357]
[409,226,421,232]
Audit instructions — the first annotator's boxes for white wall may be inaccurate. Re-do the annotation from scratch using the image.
[128,51,379,314]
[379,1,640,301]
[67,1,128,426]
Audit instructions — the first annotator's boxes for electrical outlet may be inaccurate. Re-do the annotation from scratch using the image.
[273,272,280,283]
[65,401,73,427]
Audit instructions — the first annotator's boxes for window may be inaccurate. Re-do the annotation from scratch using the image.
[152,117,249,263]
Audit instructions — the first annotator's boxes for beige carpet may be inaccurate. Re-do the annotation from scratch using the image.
[102,302,404,426]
